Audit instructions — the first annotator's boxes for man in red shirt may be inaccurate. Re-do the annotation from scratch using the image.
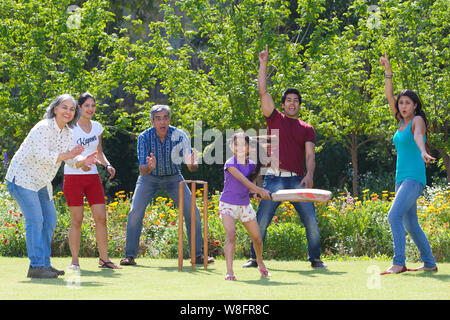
[243,45,326,268]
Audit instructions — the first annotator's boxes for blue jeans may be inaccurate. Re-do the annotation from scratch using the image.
[250,175,321,261]
[7,179,57,268]
[125,172,204,258]
[388,179,436,268]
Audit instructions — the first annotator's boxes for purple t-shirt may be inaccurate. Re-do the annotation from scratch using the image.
[220,156,256,206]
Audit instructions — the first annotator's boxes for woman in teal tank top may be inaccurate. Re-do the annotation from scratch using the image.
[380,52,437,274]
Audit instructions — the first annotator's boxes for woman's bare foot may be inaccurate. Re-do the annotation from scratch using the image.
[380,265,407,275]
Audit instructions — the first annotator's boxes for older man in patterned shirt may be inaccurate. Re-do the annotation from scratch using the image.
[120,105,214,266]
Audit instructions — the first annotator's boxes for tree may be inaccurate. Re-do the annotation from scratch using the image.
[377,0,449,182]
[304,4,392,196]
[0,0,119,140]
[148,0,314,132]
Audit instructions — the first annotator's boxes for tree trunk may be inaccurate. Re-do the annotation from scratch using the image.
[439,151,450,183]
[351,145,359,197]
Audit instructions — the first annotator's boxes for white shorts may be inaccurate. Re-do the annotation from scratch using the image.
[219,201,256,223]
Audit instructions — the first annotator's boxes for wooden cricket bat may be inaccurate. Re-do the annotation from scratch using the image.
[270,189,332,203]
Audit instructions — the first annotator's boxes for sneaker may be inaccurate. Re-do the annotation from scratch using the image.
[120,257,136,266]
[27,266,58,278]
[49,266,65,276]
[195,256,215,264]
[311,259,327,268]
[242,258,258,268]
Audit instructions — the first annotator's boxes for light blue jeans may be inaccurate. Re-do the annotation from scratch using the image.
[125,172,204,258]
[388,179,436,268]
[7,179,57,268]
[250,175,321,261]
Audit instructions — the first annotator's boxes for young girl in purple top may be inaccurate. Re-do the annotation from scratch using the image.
[219,132,271,280]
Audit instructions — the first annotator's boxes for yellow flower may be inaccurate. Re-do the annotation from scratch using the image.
[110,201,118,207]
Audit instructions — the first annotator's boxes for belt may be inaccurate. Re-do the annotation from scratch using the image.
[265,168,298,177]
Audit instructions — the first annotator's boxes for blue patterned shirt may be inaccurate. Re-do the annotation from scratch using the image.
[137,126,191,176]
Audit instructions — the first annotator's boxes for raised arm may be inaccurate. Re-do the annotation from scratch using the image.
[258,45,276,118]
[380,51,398,120]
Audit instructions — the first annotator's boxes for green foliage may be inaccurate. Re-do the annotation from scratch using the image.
[0,0,116,139]
[0,0,447,199]
[1,184,448,263]
[265,222,308,260]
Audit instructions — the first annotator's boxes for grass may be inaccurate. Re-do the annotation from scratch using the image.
[0,257,448,300]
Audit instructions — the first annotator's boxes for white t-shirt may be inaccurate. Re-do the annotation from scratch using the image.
[64,120,104,175]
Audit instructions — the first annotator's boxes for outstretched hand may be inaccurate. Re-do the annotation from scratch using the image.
[146,153,156,170]
[422,151,436,165]
[70,145,85,158]
[184,149,198,166]
[84,151,101,166]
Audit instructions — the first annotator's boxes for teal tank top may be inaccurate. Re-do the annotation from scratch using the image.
[393,119,426,185]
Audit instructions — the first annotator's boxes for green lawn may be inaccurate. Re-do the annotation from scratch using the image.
[0,257,448,300]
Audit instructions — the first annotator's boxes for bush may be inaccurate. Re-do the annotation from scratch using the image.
[0,183,448,263]
[265,222,308,260]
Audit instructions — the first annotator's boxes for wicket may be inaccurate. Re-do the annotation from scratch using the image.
[178,180,209,271]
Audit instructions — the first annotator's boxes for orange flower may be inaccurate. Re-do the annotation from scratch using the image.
[214,240,221,246]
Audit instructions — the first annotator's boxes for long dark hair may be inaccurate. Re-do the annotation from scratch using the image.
[395,89,428,128]
[77,92,96,108]
[230,132,263,182]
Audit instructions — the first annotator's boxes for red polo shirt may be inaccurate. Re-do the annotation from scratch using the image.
[266,109,316,176]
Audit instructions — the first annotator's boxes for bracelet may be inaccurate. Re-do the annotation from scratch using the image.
[385,73,393,79]
[106,164,113,168]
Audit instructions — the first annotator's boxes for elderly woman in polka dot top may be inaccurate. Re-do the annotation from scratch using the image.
[5,94,99,279]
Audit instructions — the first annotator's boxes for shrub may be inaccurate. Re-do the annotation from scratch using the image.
[0,183,448,263]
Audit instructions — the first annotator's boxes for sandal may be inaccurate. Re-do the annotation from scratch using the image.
[380,265,407,275]
[68,264,80,271]
[258,267,271,277]
[119,257,136,266]
[408,266,438,272]
[225,273,236,281]
[99,258,121,269]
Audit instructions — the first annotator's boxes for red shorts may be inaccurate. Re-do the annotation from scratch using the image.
[63,174,105,207]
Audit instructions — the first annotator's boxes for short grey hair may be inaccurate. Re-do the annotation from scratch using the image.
[44,94,80,128]
[150,104,171,120]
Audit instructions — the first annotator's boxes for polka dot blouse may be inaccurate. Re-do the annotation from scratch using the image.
[5,117,78,198]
